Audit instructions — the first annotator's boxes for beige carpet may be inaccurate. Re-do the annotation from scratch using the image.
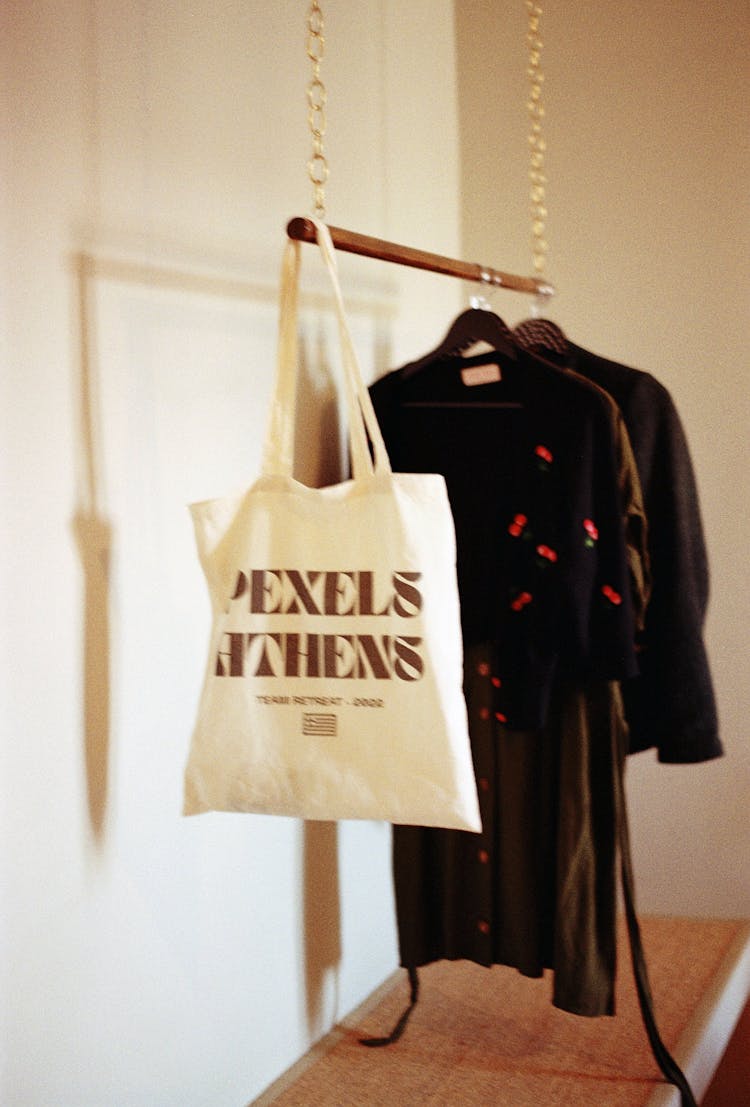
[256,917,746,1106]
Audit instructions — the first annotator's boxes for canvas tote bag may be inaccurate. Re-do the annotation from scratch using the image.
[183,219,481,831]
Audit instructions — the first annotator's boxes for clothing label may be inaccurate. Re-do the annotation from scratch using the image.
[461,363,502,387]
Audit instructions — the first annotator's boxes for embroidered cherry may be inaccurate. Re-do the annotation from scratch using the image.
[511,590,533,612]
[495,711,508,724]
[601,584,622,605]
[491,676,502,688]
[583,518,599,548]
[508,512,528,537]
[536,543,558,563]
[535,444,553,463]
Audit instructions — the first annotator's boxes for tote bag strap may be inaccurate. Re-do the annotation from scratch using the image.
[261,218,391,482]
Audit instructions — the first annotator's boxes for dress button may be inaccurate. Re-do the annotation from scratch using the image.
[478,919,490,935]
[477,661,490,676]
[478,848,489,864]
[479,706,490,720]
[478,777,490,792]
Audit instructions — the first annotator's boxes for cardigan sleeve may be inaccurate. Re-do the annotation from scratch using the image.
[618,374,721,761]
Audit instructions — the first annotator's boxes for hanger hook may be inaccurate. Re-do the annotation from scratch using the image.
[469,268,494,311]
[530,280,555,319]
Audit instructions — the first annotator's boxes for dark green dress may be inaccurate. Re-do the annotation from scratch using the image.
[370,349,647,1017]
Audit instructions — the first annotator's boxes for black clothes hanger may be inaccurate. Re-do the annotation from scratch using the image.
[401,307,517,379]
[513,317,569,366]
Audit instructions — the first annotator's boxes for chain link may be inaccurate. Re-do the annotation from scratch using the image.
[526,1,548,277]
[303,4,546,273]
[306,2,329,218]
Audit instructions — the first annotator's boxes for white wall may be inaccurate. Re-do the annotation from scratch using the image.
[1,3,462,1104]
[456,1,750,917]
[7,4,747,1104]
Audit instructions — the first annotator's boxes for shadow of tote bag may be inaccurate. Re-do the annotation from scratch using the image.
[182,219,481,831]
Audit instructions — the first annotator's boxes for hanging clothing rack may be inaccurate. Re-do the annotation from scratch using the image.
[286,217,554,298]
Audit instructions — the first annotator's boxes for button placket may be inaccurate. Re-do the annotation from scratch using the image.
[491,671,510,729]
[471,653,496,953]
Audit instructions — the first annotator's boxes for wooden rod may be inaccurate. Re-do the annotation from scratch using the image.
[286,217,550,296]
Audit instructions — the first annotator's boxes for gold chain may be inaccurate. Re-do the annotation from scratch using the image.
[306,2,329,218]
[526,1,548,277]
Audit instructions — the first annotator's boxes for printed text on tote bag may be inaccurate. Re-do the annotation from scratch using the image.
[215,569,425,681]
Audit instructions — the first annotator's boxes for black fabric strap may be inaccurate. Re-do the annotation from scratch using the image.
[615,746,698,1106]
[621,876,697,1107]
[359,965,419,1047]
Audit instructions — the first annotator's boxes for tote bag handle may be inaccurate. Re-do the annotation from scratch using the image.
[261,218,392,483]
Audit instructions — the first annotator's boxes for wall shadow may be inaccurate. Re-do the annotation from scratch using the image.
[73,253,113,843]
[72,510,113,840]
[302,821,342,1036]
[293,318,343,488]
[296,322,344,1034]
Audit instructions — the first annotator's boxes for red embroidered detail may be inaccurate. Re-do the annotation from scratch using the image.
[491,676,502,688]
[583,518,599,540]
[495,712,507,723]
[511,591,533,611]
[508,512,528,537]
[536,543,558,562]
[535,444,553,463]
[602,584,622,605]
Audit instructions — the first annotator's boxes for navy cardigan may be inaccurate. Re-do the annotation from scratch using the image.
[370,348,639,734]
